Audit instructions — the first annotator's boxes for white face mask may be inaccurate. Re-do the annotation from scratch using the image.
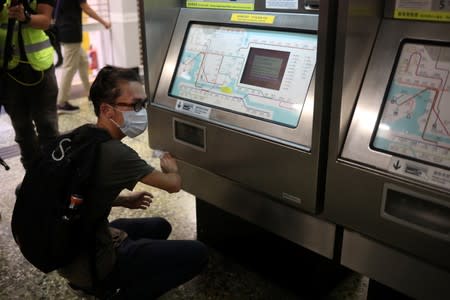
[111,108,148,138]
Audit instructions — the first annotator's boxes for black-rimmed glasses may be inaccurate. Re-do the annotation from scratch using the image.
[114,99,148,112]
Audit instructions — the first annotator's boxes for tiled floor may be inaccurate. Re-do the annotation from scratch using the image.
[0,96,369,299]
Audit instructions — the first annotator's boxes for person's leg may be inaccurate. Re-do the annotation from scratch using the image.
[57,43,82,109]
[77,46,91,94]
[108,218,208,299]
[114,238,209,299]
[4,107,38,169]
[109,217,172,240]
[30,67,59,150]
[2,71,39,170]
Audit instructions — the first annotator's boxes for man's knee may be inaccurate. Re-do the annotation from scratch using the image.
[153,217,172,239]
[189,241,209,270]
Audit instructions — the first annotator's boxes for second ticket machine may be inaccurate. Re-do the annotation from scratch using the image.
[142,0,338,258]
[325,0,450,298]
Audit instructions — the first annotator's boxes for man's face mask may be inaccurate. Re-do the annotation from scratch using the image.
[110,107,148,138]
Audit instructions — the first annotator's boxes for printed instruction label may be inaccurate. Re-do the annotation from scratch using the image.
[186,0,255,10]
[266,0,298,10]
[395,0,450,22]
[388,157,450,190]
[230,13,275,24]
[175,100,212,119]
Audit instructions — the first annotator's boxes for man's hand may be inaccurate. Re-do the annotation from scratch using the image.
[116,191,153,209]
[103,20,111,29]
[160,153,179,174]
[7,3,26,22]
[8,3,53,29]
[140,153,182,193]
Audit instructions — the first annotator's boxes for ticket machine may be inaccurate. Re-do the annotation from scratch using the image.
[141,0,338,259]
[325,0,450,298]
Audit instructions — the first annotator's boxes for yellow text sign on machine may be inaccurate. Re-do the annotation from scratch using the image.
[230,13,275,24]
[394,0,450,22]
[186,1,254,10]
[394,9,450,22]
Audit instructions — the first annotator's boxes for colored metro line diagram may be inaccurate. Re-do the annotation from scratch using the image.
[170,23,317,127]
[373,42,450,168]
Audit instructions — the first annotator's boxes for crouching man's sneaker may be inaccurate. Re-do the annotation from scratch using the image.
[57,102,80,114]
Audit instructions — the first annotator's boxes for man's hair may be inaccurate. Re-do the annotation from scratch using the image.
[89,65,141,116]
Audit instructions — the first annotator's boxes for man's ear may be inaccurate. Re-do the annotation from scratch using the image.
[100,103,114,118]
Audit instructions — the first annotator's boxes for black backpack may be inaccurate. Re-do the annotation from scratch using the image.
[11,124,111,273]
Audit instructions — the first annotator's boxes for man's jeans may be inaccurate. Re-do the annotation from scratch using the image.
[108,217,209,299]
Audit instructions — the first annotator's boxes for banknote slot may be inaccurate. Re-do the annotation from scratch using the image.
[173,118,206,152]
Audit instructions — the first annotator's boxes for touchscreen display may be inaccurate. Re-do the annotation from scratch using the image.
[372,41,450,169]
[169,23,317,127]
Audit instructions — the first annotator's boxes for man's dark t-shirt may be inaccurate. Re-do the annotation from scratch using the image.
[35,0,55,7]
[58,139,154,287]
[56,0,86,43]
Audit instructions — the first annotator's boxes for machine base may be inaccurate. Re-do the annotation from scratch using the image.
[196,198,351,298]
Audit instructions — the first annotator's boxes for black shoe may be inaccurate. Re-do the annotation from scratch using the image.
[57,102,80,114]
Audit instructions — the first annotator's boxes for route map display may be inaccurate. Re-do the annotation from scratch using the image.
[372,42,450,169]
[169,23,317,127]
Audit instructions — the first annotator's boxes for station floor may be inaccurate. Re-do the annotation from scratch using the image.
[0,89,370,299]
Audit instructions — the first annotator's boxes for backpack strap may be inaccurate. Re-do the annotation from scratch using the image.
[65,124,111,288]
[3,15,16,71]
[21,0,34,15]
[63,124,111,204]
[68,124,111,195]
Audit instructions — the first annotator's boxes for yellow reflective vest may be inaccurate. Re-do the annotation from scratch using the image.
[0,0,54,71]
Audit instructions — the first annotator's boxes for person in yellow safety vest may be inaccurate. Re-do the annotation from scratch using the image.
[0,0,59,171]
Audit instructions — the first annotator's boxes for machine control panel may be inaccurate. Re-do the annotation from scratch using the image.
[153,10,318,150]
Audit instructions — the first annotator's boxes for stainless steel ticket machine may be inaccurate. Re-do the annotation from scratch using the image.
[325,0,450,298]
[141,0,338,258]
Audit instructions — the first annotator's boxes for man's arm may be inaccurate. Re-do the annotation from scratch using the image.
[80,2,111,29]
[113,191,153,209]
[8,3,53,30]
[140,153,182,193]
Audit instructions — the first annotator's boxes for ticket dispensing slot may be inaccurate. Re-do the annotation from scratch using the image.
[381,184,450,241]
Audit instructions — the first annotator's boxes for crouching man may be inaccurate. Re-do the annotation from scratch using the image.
[58,65,209,299]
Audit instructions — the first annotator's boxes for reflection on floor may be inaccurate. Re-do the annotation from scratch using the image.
[0,96,369,299]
